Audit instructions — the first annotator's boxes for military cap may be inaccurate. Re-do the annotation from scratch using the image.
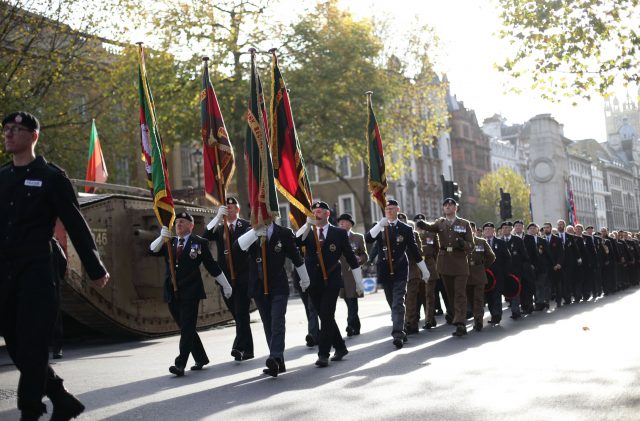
[2,111,40,132]
[500,221,513,229]
[513,220,524,226]
[483,222,495,229]
[414,213,426,221]
[442,197,457,206]
[398,212,407,220]
[527,222,538,229]
[176,211,194,222]
[337,213,355,226]
[386,199,399,207]
[586,225,594,230]
[226,197,239,205]
[311,201,330,210]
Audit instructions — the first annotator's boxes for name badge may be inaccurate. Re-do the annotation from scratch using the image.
[396,235,404,243]
[24,179,42,187]
[453,225,466,233]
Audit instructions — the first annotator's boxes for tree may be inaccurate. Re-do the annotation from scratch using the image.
[497,0,640,101]
[473,166,531,225]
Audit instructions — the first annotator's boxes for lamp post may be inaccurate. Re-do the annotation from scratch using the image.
[192,149,203,188]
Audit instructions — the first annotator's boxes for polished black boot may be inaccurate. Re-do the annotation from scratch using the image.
[47,378,85,421]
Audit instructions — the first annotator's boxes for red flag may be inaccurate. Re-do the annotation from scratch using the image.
[366,92,388,210]
[85,119,108,193]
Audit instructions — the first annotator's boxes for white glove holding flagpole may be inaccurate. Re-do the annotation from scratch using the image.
[295,216,317,240]
[237,226,267,251]
[368,217,389,239]
[150,226,172,252]
[206,206,229,231]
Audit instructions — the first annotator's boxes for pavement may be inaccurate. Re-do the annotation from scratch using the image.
[2,288,640,420]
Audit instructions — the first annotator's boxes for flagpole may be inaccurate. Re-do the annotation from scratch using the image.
[138,41,177,293]
[313,225,329,284]
[366,91,394,275]
[202,56,236,283]
[261,237,269,295]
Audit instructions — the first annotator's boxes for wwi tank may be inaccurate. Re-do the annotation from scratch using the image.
[55,183,234,337]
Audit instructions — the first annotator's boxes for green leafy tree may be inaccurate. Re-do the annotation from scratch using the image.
[473,166,531,225]
[497,0,640,101]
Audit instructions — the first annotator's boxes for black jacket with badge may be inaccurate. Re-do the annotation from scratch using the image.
[485,236,511,290]
[524,234,552,275]
[151,235,222,303]
[203,217,251,284]
[297,224,360,289]
[0,156,106,279]
[366,219,423,281]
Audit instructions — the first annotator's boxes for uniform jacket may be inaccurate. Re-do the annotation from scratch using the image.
[417,217,473,276]
[417,229,439,281]
[524,234,552,275]
[0,156,106,279]
[504,235,531,278]
[152,234,222,303]
[408,230,424,280]
[340,230,368,298]
[543,233,564,268]
[560,232,582,270]
[298,224,359,289]
[581,235,598,271]
[366,219,422,281]
[203,217,251,285]
[235,223,303,297]
[485,236,511,288]
[468,237,496,285]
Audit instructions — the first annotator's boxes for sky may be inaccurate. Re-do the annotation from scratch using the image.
[335,0,610,141]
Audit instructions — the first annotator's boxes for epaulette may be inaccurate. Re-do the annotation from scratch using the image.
[47,162,67,176]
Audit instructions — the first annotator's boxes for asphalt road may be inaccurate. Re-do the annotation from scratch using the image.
[1,288,640,420]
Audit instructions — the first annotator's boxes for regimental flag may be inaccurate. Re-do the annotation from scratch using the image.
[269,49,313,230]
[566,178,579,226]
[366,92,388,211]
[85,119,108,193]
[137,44,175,230]
[200,58,235,206]
[246,49,279,227]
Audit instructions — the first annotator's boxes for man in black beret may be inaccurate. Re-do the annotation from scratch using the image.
[524,223,553,311]
[482,222,511,325]
[1,111,110,420]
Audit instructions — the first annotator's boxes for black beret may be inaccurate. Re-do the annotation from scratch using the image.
[527,223,538,229]
[226,197,238,205]
[586,225,594,230]
[337,213,355,226]
[398,212,407,220]
[513,220,524,226]
[2,111,40,132]
[311,201,330,210]
[483,222,495,229]
[500,221,513,229]
[443,197,457,206]
[414,213,426,221]
[176,211,194,222]
[386,199,399,206]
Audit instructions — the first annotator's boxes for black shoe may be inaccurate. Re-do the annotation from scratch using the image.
[423,319,437,329]
[48,381,84,421]
[533,303,549,311]
[403,334,408,343]
[231,349,243,361]
[445,313,453,324]
[264,357,279,377]
[522,307,533,315]
[330,348,349,361]
[452,324,467,337]
[21,404,47,421]
[169,365,185,377]
[473,320,483,331]
[466,311,473,319]
[563,299,572,305]
[346,326,354,337]
[488,317,501,325]
[305,334,316,347]
[435,308,444,315]
[406,327,419,335]
[242,353,254,361]
[510,313,521,320]
[52,351,63,360]
[315,356,329,367]
[393,338,403,349]
[353,329,360,336]
[190,359,209,370]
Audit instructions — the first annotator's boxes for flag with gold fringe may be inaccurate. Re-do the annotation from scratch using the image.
[366,92,388,210]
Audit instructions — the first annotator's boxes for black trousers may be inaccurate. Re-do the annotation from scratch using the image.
[225,282,254,355]
[1,258,61,414]
[168,298,208,368]
[309,285,345,358]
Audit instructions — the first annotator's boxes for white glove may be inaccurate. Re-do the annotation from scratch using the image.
[296,264,311,292]
[150,226,172,252]
[215,273,232,298]
[417,260,430,282]
[206,206,229,231]
[237,228,260,251]
[352,266,364,295]
[296,219,312,240]
[368,217,389,239]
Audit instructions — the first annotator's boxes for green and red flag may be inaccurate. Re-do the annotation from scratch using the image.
[269,49,313,230]
[84,119,108,193]
[366,92,388,210]
[200,57,235,206]
[246,48,279,227]
[137,43,175,230]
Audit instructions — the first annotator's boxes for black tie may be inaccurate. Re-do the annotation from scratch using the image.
[177,238,185,258]
[319,227,325,246]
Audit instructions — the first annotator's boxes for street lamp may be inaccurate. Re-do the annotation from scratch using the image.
[192,149,203,188]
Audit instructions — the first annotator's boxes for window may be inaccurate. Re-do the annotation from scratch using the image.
[181,147,193,179]
[338,194,355,218]
[336,156,351,178]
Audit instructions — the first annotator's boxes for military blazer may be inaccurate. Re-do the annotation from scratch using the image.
[340,230,368,298]
[152,234,222,303]
[504,235,530,278]
[203,217,252,285]
[524,234,552,275]
[234,223,303,297]
[561,232,582,270]
[581,235,598,271]
[416,217,473,276]
[298,224,359,289]
[468,237,496,285]
[366,219,422,281]
[485,236,511,287]
[417,229,439,281]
